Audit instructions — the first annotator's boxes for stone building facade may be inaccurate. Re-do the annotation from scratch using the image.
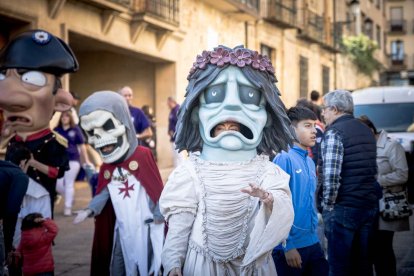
[0,0,389,168]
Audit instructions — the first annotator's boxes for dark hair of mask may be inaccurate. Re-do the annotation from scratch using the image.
[21,213,43,231]
[358,115,378,135]
[287,106,317,126]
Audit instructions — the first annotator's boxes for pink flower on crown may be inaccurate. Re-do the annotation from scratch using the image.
[266,63,275,74]
[196,51,211,69]
[210,47,231,67]
[230,48,252,67]
[251,51,269,71]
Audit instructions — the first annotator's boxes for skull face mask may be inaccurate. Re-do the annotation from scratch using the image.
[81,110,130,164]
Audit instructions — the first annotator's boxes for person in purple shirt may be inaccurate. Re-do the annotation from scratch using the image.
[54,110,90,216]
[118,86,153,144]
[167,96,183,166]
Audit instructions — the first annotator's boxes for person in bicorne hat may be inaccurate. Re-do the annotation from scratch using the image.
[0,30,78,253]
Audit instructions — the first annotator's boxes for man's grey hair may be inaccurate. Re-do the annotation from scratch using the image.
[323,90,354,114]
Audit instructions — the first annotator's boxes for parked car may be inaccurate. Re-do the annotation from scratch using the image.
[352,86,414,202]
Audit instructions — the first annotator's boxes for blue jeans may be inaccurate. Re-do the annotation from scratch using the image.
[272,242,328,276]
[323,205,378,276]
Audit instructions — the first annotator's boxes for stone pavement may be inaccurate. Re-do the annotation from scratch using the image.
[53,169,414,276]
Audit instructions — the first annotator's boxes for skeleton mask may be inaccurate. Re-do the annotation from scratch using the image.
[81,110,130,164]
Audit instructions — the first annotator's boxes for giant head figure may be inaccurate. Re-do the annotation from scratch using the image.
[79,91,137,164]
[175,45,294,161]
[0,30,78,137]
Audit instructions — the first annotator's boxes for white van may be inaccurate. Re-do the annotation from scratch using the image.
[352,86,414,153]
[352,86,414,202]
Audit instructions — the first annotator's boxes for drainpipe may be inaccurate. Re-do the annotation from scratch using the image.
[333,0,337,89]
[245,21,249,47]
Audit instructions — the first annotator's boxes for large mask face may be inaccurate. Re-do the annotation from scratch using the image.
[197,66,268,151]
[0,69,72,136]
[80,110,129,164]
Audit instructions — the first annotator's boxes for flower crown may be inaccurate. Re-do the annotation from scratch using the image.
[187,46,276,80]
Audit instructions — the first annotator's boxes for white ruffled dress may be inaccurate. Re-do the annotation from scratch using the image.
[160,154,294,276]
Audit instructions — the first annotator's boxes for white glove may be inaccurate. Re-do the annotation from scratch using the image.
[73,209,92,224]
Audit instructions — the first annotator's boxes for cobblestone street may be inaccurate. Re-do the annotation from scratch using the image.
[53,177,414,276]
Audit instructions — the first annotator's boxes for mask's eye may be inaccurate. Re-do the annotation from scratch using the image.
[239,85,261,106]
[204,84,225,104]
[87,129,94,136]
[0,70,6,81]
[21,71,47,86]
[102,119,115,131]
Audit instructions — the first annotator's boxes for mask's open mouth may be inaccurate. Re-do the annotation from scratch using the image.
[6,115,31,125]
[96,136,123,156]
[210,120,254,140]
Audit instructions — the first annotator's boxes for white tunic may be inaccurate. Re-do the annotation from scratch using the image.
[107,167,164,276]
[160,154,294,276]
[13,178,51,247]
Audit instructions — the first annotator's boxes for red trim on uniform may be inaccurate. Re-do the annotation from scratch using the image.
[15,128,52,142]
[47,167,59,178]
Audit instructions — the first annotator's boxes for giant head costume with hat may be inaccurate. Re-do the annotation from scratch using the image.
[0,29,78,138]
[0,29,79,262]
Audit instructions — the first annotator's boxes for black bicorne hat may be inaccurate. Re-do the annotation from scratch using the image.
[0,29,79,75]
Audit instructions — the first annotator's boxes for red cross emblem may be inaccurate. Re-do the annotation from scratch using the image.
[118,180,134,199]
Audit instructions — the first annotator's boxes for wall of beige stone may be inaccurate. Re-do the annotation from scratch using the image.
[1,0,387,168]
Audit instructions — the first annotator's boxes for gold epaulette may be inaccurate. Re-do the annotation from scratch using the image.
[0,134,15,150]
[52,131,68,148]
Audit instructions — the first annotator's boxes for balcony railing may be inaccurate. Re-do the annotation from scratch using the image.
[297,8,324,44]
[388,19,407,34]
[388,53,407,70]
[266,0,297,28]
[108,0,132,7]
[134,0,179,25]
[234,0,260,13]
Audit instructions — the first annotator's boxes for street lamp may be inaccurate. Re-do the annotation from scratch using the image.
[349,0,361,35]
[349,0,360,17]
[364,18,373,38]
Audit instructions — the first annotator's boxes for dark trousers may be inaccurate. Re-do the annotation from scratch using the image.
[323,205,378,276]
[372,230,396,276]
[272,242,328,276]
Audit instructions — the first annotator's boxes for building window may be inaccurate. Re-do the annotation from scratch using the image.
[346,12,351,31]
[376,24,381,49]
[260,44,275,65]
[322,65,330,95]
[299,56,308,98]
[389,7,404,32]
[390,40,404,65]
[376,0,380,9]
[363,18,373,39]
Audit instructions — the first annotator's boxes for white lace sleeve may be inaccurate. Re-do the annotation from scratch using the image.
[159,162,199,221]
[242,162,294,267]
[160,161,199,275]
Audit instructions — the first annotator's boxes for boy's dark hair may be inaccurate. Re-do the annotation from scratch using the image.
[287,106,317,126]
[21,213,43,231]
[7,142,31,166]
[310,90,320,101]
[358,115,378,134]
[296,98,322,121]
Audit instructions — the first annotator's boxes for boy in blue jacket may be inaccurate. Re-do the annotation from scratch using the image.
[272,106,328,276]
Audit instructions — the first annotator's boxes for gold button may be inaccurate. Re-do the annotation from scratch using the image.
[129,161,139,171]
[104,170,111,180]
